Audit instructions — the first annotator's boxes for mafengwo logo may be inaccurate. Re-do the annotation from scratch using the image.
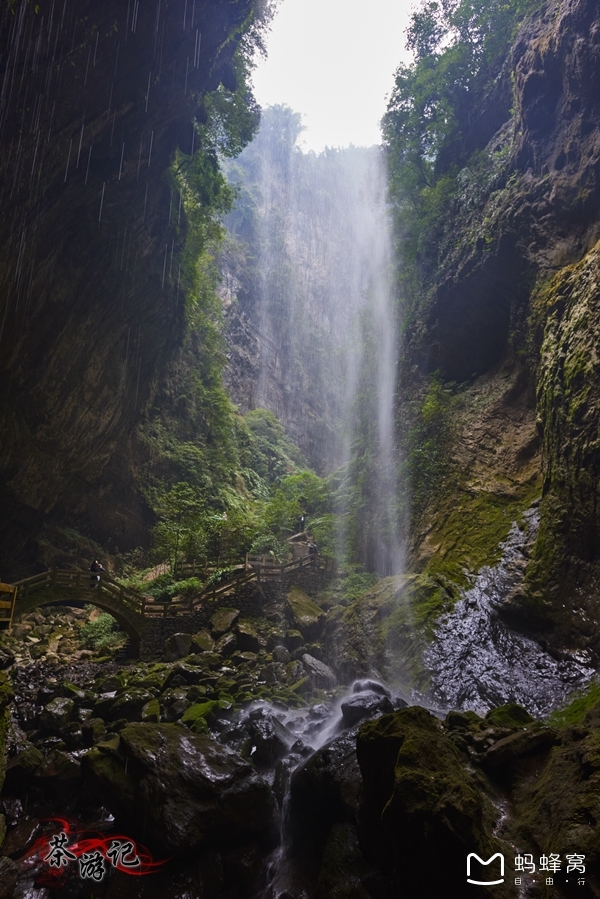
[467,853,505,885]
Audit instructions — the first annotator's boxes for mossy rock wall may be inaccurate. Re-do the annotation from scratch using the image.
[521,243,600,648]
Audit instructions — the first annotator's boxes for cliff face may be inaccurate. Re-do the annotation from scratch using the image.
[0,0,264,576]
[403,0,600,655]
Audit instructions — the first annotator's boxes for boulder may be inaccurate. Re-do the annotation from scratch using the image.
[191,629,215,652]
[163,633,193,661]
[290,727,363,847]
[3,746,44,793]
[215,632,238,657]
[108,689,155,722]
[246,714,298,767]
[141,699,160,724]
[302,654,337,689]
[81,717,106,745]
[273,645,291,663]
[357,706,510,898]
[210,608,240,637]
[236,620,262,653]
[287,588,324,639]
[481,726,557,774]
[341,692,394,727]
[34,750,81,799]
[82,723,279,854]
[0,857,19,899]
[39,696,75,731]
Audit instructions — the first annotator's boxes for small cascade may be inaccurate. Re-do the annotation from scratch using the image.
[424,505,594,715]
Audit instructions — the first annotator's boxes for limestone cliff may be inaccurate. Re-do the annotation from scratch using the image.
[0,0,268,577]
[401,0,600,655]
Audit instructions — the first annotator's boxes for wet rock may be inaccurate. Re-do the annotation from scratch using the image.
[95,675,123,692]
[191,630,215,652]
[163,633,194,661]
[246,714,298,766]
[352,679,391,699]
[34,750,81,799]
[357,706,509,898]
[215,632,238,657]
[3,746,44,793]
[165,697,191,722]
[341,692,394,727]
[272,645,291,663]
[236,620,262,653]
[39,696,75,731]
[287,588,325,639]
[61,721,83,750]
[0,857,19,899]
[82,723,279,854]
[141,699,160,723]
[210,608,240,637]
[1,818,41,858]
[163,663,206,688]
[315,821,373,899]
[290,727,362,853]
[108,688,155,722]
[285,629,304,650]
[81,717,106,746]
[484,702,534,729]
[481,726,557,775]
[302,654,337,689]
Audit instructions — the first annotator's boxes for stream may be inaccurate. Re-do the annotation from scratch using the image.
[424,504,594,715]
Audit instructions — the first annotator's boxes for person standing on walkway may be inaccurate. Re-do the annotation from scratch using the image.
[89,560,105,589]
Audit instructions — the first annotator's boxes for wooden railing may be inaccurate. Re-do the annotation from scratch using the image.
[13,569,144,616]
[8,553,336,624]
[0,582,17,630]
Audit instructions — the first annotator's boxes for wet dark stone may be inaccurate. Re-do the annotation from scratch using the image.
[481,726,557,774]
[341,692,394,727]
[17,701,41,731]
[1,818,42,858]
[246,714,298,767]
[302,654,337,689]
[0,647,15,669]
[163,632,194,661]
[81,717,106,746]
[107,688,155,721]
[352,679,391,699]
[290,727,362,852]
[82,722,280,855]
[3,746,44,794]
[34,750,82,799]
[0,857,19,899]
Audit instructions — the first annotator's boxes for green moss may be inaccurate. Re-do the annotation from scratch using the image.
[425,479,542,586]
[181,700,220,725]
[547,684,600,729]
[485,703,534,729]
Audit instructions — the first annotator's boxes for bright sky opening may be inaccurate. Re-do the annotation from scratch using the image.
[251,0,415,152]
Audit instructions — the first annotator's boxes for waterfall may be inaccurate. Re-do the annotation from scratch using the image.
[223,106,403,575]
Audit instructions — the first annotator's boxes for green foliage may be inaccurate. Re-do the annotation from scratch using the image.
[80,613,126,651]
[547,684,600,729]
[383,0,541,296]
[400,375,456,523]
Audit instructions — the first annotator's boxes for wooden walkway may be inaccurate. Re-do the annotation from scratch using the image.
[6,555,333,637]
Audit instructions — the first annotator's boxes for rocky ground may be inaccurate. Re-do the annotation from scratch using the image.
[1,583,600,899]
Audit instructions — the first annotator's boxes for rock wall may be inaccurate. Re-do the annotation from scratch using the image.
[0,0,262,577]
[403,0,600,653]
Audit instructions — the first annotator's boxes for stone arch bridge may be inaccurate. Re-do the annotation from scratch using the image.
[4,558,330,656]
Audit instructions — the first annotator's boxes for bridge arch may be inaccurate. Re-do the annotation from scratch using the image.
[12,570,145,655]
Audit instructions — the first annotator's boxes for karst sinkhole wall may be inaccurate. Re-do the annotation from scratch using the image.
[0,0,265,576]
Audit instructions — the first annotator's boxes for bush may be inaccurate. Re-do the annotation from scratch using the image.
[80,613,126,651]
